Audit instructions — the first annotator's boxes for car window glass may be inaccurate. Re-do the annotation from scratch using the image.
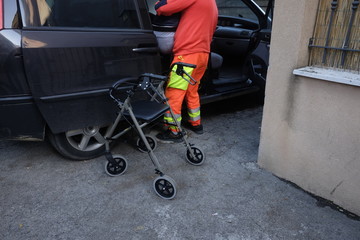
[3,0,19,28]
[22,0,140,29]
[216,0,258,22]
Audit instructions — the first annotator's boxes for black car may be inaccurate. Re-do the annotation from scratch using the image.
[0,0,272,160]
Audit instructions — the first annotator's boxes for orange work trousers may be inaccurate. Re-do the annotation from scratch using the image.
[164,52,209,133]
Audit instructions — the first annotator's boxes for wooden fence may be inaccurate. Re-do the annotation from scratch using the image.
[309,0,360,72]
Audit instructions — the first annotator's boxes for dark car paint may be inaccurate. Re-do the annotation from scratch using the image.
[0,0,271,141]
[22,29,160,134]
[1,0,163,139]
[1,0,28,97]
[0,0,46,140]
[0,30,30,96]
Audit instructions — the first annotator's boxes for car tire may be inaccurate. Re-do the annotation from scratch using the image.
[47,125,109,160]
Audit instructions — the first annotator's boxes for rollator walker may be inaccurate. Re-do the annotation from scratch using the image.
[102,62,205,200]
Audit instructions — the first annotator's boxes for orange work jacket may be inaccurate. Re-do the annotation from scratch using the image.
[156,0,218,56]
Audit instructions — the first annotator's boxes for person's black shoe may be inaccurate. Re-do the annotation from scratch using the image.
[183,122,203,134]
[156,130,183,143]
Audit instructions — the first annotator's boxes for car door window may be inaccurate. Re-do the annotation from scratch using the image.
[21,0,140,29]
[217,0,258,22]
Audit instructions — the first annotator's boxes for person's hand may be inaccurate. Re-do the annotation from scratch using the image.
[155,0,167,10]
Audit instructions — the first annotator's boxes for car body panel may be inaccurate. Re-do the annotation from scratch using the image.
[0,96,45,140]
[0,0,45,140]
[0,30,30,96]
[0,0,272,142]
[18,0,161,134]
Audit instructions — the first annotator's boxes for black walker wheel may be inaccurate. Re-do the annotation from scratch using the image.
[153,175,177,200]
[136,135,157,153]
[105,154,128,176]
[185,146,205,166]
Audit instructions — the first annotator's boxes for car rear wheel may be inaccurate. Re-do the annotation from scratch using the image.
[48,125,110,160]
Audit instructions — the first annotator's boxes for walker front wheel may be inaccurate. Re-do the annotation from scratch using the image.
[136,136,157,153]
[153,175,177,200]
[185,146,205,166]
[105,154,128,176]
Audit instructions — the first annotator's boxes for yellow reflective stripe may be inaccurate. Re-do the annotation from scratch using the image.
[164,114,182,124]
[164,116,174,123]
[167,65,194,90]
[188,108,200,121]
[164,113,181,132]
[188,108,200,117]
[169,125,179,132]
[188,111,200,118]
[188,107,200,113]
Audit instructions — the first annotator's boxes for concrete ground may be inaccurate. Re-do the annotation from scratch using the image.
[0,95,359,240]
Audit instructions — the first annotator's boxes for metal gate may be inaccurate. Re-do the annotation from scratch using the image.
[309,0,360,72]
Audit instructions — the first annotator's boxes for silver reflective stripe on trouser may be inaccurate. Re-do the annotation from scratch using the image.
[164,112,182,132]
[188,107,200,122]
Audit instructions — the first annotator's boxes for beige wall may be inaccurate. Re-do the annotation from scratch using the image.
[258,0,360,215]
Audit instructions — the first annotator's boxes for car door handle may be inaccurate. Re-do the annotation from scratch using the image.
[132,47,159,53]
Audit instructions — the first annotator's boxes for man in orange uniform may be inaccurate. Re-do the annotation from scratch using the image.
[155,0,218,143]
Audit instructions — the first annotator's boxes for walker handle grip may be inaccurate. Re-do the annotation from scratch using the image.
[140,73,167,81]
[111,77,138,90]
[109,77,137,101]
[171,62,196,69]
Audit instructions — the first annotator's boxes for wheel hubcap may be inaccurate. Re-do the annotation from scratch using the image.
[84,126,99,136]
[65,125,107,151]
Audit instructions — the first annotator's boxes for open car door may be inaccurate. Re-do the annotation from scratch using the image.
[19,0,161,135]
[203,0,272,100]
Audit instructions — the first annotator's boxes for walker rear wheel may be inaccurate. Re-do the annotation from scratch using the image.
[105,154,128,176]
[136,136,157,153]
[153,175,177,200]
[185,146,205,166]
